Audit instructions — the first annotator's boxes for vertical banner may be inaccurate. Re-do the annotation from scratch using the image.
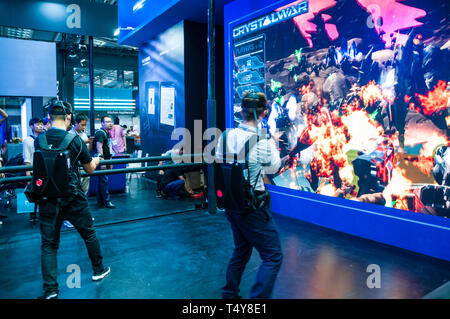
[148,87,155,115]
[160,86,175,126]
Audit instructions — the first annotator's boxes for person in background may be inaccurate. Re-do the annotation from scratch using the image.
[70,113,92,153]
[93,116,115,209]
[0,108,8,179]
[158,167,187,199]
[64,113,94,229]
[0,108,8,220]
[70,113,94,208]
[111,117,126,155]
[43,118,51,132]
[23,117,44,223]
[23,117,44,171]
[64,113,92,229]
[127,125,138,137]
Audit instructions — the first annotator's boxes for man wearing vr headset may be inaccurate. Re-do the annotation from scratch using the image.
[36,101,110,299]
[216,91,283,299]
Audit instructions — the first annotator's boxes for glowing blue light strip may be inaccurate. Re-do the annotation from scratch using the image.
[74,106,135,109]
[74,102,136,105]
[74,98,136,102]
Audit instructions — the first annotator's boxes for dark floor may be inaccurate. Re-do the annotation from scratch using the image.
[0,178,449,299]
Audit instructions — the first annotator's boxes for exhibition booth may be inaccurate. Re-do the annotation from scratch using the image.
[119,0,450,261]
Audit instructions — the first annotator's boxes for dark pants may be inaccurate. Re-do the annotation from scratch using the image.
[39,196,105,295]
[162,179,185,198]
[222,205,283,299]
[96,173,110,205]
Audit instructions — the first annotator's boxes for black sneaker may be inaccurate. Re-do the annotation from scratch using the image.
[37,292,58,299]
[92,266,111,281]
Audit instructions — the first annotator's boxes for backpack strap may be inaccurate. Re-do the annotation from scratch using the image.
[219,130,257,163]
[239,133,261,190]
[37,133,50,150]
[99,128,109,140]
[58,133,76,150]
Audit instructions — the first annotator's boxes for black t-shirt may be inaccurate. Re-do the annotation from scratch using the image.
[34,128,92,192]
[94,128,112,159]
[160,168,183,189]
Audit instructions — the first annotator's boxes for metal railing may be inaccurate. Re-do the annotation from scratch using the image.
[0,154,206,185]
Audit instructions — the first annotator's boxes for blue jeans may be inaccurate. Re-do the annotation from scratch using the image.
[96,174,110,205]
[222,205,283,299]
[39,196,105,294]
[162,179,185,198]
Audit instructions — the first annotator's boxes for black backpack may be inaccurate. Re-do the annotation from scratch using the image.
[214,131,269,213]
[26,132,77,202]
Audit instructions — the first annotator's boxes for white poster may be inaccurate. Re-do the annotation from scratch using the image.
[148,87,155,115]
[160,86,175,126]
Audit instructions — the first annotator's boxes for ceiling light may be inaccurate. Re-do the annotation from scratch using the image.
[133,0,146,12]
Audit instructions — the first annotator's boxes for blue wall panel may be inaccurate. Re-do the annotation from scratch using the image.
[138,21,185,157]
[0,37,56,97]
[268,184,450,261]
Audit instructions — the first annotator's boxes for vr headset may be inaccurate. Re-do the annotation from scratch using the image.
[45,99,75,125]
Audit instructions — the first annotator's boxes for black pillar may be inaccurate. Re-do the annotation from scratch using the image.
[88,36,95,136]
[207,0,217,214]
[117,70,125,88]
[31,97,44,119]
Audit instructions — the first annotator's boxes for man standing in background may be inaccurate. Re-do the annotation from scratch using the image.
[23,117,44,170]
[0,107,8,171]
[70,113,93,194]
[93,116,115,209]
[23,117,44,223]
[111,117,126,155]
[0,108,8,221]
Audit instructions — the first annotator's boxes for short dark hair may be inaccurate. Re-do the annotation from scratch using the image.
[241,91,268,121]
[101,116,111,123]
[29,117,43,127]
[75,113,89,124]
[48,106,66,122]
[114,117,120,125]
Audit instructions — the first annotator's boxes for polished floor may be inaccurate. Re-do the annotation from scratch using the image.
[0,178,449,299]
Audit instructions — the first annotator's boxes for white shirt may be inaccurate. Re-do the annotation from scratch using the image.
[216,123,281,191]
[70,127,88,143]
[23,134,37,164]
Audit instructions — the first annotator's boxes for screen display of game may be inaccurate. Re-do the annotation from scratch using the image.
[231,0,449,217]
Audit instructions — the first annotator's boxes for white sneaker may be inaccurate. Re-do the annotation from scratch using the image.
[92,267,110,281]
[63,221,74,228]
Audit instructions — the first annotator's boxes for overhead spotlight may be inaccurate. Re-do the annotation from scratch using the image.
[133,0,146,12]
[114,26,135,37]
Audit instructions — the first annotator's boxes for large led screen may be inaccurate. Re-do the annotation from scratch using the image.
[231,0,449,217]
